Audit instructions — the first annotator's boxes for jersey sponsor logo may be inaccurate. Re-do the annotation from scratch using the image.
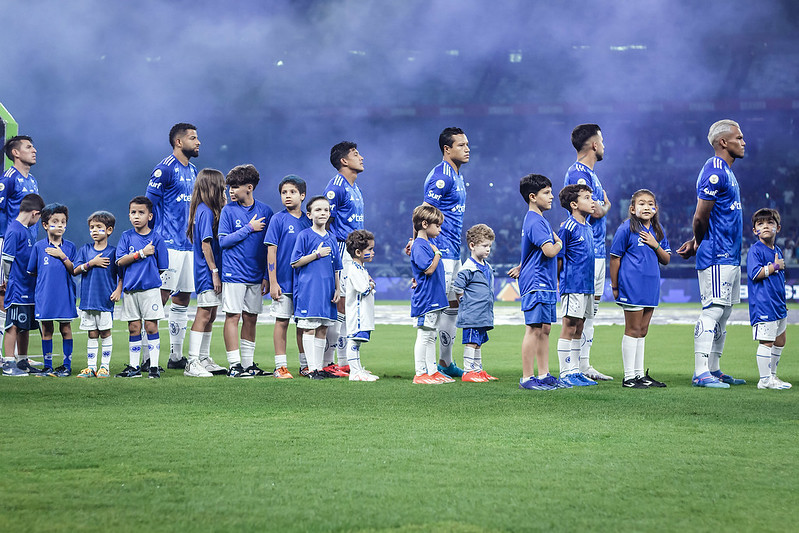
[148,180,162,190]
[347,214,365,223]
[637,236,646,246]
[450,204,465,213]
[287,224,295,233]
[702,188,718,197]
[154,169,163,178]
[427,191,442,201]
[129,246,135,253]
[435,179,446,189]
[759,314,769,320]
[235,219,242,228]
[175,193,191,203]
[709,174,719,184]
[326,190,336,200]
[729,201,742,211]
[43,256,49,265]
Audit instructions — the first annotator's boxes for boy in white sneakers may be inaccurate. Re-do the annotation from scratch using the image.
[343,229,378,381]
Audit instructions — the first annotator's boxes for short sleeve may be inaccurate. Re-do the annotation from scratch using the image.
[290,232,306,265]
[218,207,233,237]
[146,165,171,200]
[530,218,554,248]
[411,240,435,271]
[155,236,169,271]
[26,244,38,275]
[697,170,728,201]
[196,207,214,242]
[609,225,628,258]
[424,174,453,208]
[747,246,763,281]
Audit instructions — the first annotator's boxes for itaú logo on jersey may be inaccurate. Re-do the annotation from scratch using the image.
[176,193,191,203]
[450,204,465,213]
[729,201,742,211]
[347,214,364,223]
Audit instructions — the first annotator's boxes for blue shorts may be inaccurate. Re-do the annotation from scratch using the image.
[523,302,557,325]
[348,331,371,342]
[462,327,489,346]
[5,304,39,332]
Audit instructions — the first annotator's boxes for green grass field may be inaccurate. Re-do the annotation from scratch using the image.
[1,319,797,532]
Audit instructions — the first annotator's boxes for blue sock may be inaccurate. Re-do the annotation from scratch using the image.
[42,339,53,368]
[62,339,73,370]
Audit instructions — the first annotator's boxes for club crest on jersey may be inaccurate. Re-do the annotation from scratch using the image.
[287,225,295,233]
[326,191,336,200]
[235,219,242,228]
[435,179,446,189]
[577,178,587,185]
[0,183,5,191]
[43,256,49,265]
[129,246,135,253]
[154,169,162,178]
[709,174,719,184]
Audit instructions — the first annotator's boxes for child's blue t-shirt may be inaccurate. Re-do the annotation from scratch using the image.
[609,219,671,307]
[519,210,557,304]
[291,228,342,320]
[192,202,222,294]
[218,200,273,284]
[74,243,118,313]
[557,215,595,295]
[410,237,448,317]
[115,229,169,292]
[2,219,36,307]
[747,240,786,325]
[264,209,311,295]
[27,238,78,320]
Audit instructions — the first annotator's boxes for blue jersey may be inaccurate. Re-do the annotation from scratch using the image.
[291,228,342,320]
[264,209,311,294]
[116,229,169,292]
[192,203,222,294]
[218,200,272,284]
[609,219,671,307]
[27,239,78,320]
[410,237,448,317]
[564,162,606,257]
[74,243,118,313]
[324,173,364,243]
[2,220,36,307]
[146,155,197,251]
[519,211,557,303]
[747,241,786,325]
[557,215,595,295]
[423,161,466,260]
[1,166,39,240]
[695,156,743,270]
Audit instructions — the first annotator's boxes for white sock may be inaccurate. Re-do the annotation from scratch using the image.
[168,304,189,361]
[101,336,112,369]
[437,309,457,366]
[0,309,5,357]
[129,337,141,367]
[188,330,203,364]
[463,346,477,371]
[425,330,438,375]
[570,338,581,374]
[148,334,161,369]
[474,347,482,370]
[771,345,783,376]
[336,312,347,366]
[302,335,317,371]
[87,338,99,371]
[226,349,241,366]
[199,331,213,358]
[240,339,255,369]
[580,318,594,372]
[414,329,436,376]
[621,335,637,381]
[634,337,645,378]
[324,322,338,366]
[557,338,571,378]
[275,354,288,368]
[756,344,772,380]
[298,352,308,368]
[694,316,715,376]
[314,337,327,372]
[140,331,150,365]
[346,339,363,373]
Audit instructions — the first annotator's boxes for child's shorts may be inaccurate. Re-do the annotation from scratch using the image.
[753,318,787,342]
[222,282,263,315]
[4,304,38,331]
[119,288,165,322]
[560,293,594,320]
[80,310,113,331]
[296,317,336,330]
[616,302,647,312]
[197,288,223,308]
[348,330,371,342]
[462,327,489,346]
[522,293,556,325]
[414,309,443,331]
[270,293,295,320]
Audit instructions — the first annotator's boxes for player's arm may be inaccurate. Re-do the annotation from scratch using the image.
[201,238,222,293]
[677,199,714,258]
[110,276,123,302]
[591,191,611,219]
[541,233,563,258]
[423,244,442,275]
[117,242,155,267]
[752,252,785,281]
[266,245,281,299]
[292,240,332,268]
[609,255,621,300]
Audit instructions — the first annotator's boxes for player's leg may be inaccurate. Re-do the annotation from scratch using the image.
[98,328,112,378]
[116,319,143,378]
[185,301,213,378]
[273,317,290,374]
[301,326,320,377]
[296,324,308,376]
[693,266,730,388]
[636,308,664,387]
[581,258,612,380]
[770,326,790,388]
[41,320,55,372]
[55,321,73,375]
[80,329,100,378]
[334,244,351,372]
[437,258,462,377]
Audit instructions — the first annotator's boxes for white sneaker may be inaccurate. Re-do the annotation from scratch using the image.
[771,375,792,389]
[757,377,773,389]
[199,356,226,374]
[184,360,213,377]
[349,370,379,382]
[583,366,614,381]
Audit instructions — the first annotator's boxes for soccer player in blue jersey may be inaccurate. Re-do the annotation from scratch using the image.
[184,169,228,377]
[114,196,169,379]
[419,127,469,378]
[556,184,597,387]
[746,208,791,390]
[323,141,365,377]
[291,196,342,380]
[677,119,747,388]
[517,175,562,391]
[27,203,78,376]
[266,175,311,378]
[74,211,122,379]
[145,123,200,371]
[1,193,43,376]
[563,124,613,381]
[218,164,273,378]
[409,205,453,385]
[609,190,671,389]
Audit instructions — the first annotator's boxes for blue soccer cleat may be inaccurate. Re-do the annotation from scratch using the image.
[438,362,464,378]
[692,371,730,389]
[562,373,589,387]
[519,376,556,391]
[711,370,746,385]
[541,373,572,389]
[574,372,598,386]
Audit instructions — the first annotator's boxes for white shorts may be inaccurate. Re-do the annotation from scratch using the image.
[196,289,223,308]
[698,265,741,308]
[222,282,264,315]
[753,318,787,342]
[593,257,606,298]
[560,293,594,320]
[338,243,353,297]
[297,317,335,330]
[617,302,646,313]
[442,258,461,302]
[414,310,443,331]
[119,289,165,322]
[160,249,194,293]
[270,294,295,320]
[79,310,113,331]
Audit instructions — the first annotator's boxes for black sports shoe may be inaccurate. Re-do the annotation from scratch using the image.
[167,357,188,369]
[623,377,649,389]
[148,366,161,379]
[228,363,253,378]
[115,365,142,378]
[309,370,326,380]
[243,363,273,377]
[640,369,666,388]
[318,368,340,378]
[17,359,45,374]
[299,366,310,377]
[52,365,72,377]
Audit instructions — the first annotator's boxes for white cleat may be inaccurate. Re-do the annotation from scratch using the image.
[199,356,227,374]
[583,366,614,381]
[758,376,791,390]
[770,375,792,389]
[349,369,379,382]
[184,360,213,377]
